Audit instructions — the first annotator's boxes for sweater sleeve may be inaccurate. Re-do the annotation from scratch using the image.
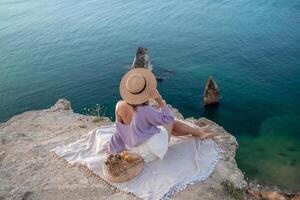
[145,105,175,126]
[108,130,125,154]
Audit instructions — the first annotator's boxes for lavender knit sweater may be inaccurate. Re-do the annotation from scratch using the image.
[108,105,174,153]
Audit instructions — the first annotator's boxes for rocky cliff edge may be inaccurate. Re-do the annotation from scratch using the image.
[0,99,246,200]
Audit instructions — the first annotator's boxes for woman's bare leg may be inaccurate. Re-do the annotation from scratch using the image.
[162,123,174,141]
[171,120,215,139]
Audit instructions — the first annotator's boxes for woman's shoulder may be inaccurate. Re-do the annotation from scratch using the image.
[116,100,129,107]
[117,100,133,111]
[116,100,135,122]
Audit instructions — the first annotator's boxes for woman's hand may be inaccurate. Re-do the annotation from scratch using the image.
[150,88,165,107]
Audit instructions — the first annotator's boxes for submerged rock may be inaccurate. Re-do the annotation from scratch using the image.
[155,75,164,82]
[204,76,220,106]
[131,47,153,70]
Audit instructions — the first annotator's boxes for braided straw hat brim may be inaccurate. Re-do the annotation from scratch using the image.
[120,68,157,105]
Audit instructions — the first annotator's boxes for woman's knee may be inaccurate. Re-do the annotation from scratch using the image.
[163,122,174,137]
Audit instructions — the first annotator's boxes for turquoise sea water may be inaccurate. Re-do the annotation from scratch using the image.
[1,0,299,191]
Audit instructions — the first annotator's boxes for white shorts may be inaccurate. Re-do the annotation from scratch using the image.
[126,126,169,163]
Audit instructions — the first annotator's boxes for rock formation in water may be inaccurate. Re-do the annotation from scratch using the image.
[131,47,153,70]
[131,47,167,82]
[204,76,220,106]
[2,98,293,200]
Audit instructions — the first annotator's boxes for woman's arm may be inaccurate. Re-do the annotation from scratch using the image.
[150,88,165,108]
[107,102,126,154]
[145,88,174,126]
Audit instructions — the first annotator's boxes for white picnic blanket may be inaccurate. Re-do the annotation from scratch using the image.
[51,124,222,200]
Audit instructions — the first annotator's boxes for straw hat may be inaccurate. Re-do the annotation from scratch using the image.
[120,68,157,105]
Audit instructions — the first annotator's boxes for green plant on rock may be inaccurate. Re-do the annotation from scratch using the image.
[83,104,106,123]
[221,180,244,200]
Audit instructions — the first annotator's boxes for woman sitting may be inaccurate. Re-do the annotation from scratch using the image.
[108,68,215,162]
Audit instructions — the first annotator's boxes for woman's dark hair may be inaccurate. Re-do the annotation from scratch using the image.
[128,101,149,111]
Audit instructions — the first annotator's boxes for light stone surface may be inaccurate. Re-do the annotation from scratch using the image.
[0,99,246,200]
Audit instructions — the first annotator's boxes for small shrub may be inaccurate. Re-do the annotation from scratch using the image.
[221,180,244,200]
[83,104,106,122]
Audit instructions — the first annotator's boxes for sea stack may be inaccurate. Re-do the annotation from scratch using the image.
[131,47,153,71]
[203,76,220,106]
[131,47,165,81]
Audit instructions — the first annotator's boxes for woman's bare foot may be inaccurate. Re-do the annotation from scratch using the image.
[195,125,216,140]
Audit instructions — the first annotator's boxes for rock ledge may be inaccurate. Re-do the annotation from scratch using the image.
[0,99,246,200]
